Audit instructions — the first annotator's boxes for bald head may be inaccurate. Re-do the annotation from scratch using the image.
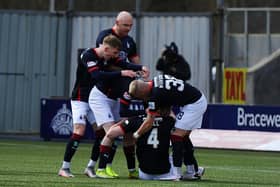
[116,11,133,22]
[114,11,133,37]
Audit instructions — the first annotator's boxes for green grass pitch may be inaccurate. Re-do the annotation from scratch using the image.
[0,139,279,187]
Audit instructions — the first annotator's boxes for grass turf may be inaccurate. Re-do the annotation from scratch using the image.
[0,139,279,187]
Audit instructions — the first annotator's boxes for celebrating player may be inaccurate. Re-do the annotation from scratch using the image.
[83,35,148,178]
[156,42,205,179]
[96,11,140,64]
[129,74,207,180]
[58,50,103,178]
[92,11,147,177]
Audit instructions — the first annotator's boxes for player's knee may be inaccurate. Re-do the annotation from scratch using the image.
[73,124,86,136]
[106,126,123,140]
[105,132,116,141]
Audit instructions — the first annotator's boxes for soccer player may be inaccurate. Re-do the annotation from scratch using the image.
[96,84,179,180]
[58,50,104,178]
[156,42,205,179]
[133,116,177,180]
[96,11,140,64]
[92,11,141,177]
[83,35,149,178]
[102,114,179,180]
[129,74,207,180]
[82,11,137,178]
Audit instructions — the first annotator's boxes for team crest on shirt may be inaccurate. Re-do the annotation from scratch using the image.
[50,104,73,135]
[119,51,127,60]
[148,101,156,110]
[87,61,97,67]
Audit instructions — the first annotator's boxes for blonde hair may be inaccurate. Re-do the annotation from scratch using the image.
[103,35,122,50]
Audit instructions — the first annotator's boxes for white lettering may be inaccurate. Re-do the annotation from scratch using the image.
[237,107,280,128]
[261,114,266,127]
[237,107,245,126]
[276,115,280,127]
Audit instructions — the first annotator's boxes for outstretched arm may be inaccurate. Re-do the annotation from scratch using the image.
[133,113,155,139]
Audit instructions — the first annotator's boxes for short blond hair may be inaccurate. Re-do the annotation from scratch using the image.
[103,35,122,50]
[129,80,149,99]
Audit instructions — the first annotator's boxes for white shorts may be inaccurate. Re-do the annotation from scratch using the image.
[175,94,207,130]
[139,167,177,180]
[70,100,96,125]
[88,86,120,127]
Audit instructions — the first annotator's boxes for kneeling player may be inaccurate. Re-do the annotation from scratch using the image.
[101,112,179,180]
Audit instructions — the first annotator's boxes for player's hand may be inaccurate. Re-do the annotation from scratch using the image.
[121,70,137,78]
[141,66,150,79]
[133,131,140,139]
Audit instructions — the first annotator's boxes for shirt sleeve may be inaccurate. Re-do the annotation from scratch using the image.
[81,49,122,81]
[127,39,138,60]
[115,58,142,71]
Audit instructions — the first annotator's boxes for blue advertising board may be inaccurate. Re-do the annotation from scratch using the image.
[40,98,95,141]
[202,104,280,132]
[40,98,280,141]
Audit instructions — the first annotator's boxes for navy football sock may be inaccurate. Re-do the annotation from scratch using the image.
[63,133,82,162]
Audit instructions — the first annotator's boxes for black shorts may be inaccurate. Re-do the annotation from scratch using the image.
[120,116,145,133]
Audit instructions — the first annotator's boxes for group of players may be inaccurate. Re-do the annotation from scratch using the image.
[58,11,207,181]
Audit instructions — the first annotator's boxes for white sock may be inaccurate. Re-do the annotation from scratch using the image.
[62,161,70,169]
[169,155,173,165]
[187,165,195,174]
[173,167,182,177]
[87,159,96,168]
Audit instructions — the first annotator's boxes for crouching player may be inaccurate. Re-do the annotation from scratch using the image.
[130,115,178,180]
[95,73,178,180]
[101,108,179,180]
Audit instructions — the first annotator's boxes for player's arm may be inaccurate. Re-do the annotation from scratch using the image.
[115,58,142,71]
[81,51,135,80]
[133,113,155,139]
[116,59,150,79]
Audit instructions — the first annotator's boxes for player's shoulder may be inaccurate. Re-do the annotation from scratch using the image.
[81,48,97,60]
[98,28,113,37]
[82,48,94,55]
[122,35,136,43]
